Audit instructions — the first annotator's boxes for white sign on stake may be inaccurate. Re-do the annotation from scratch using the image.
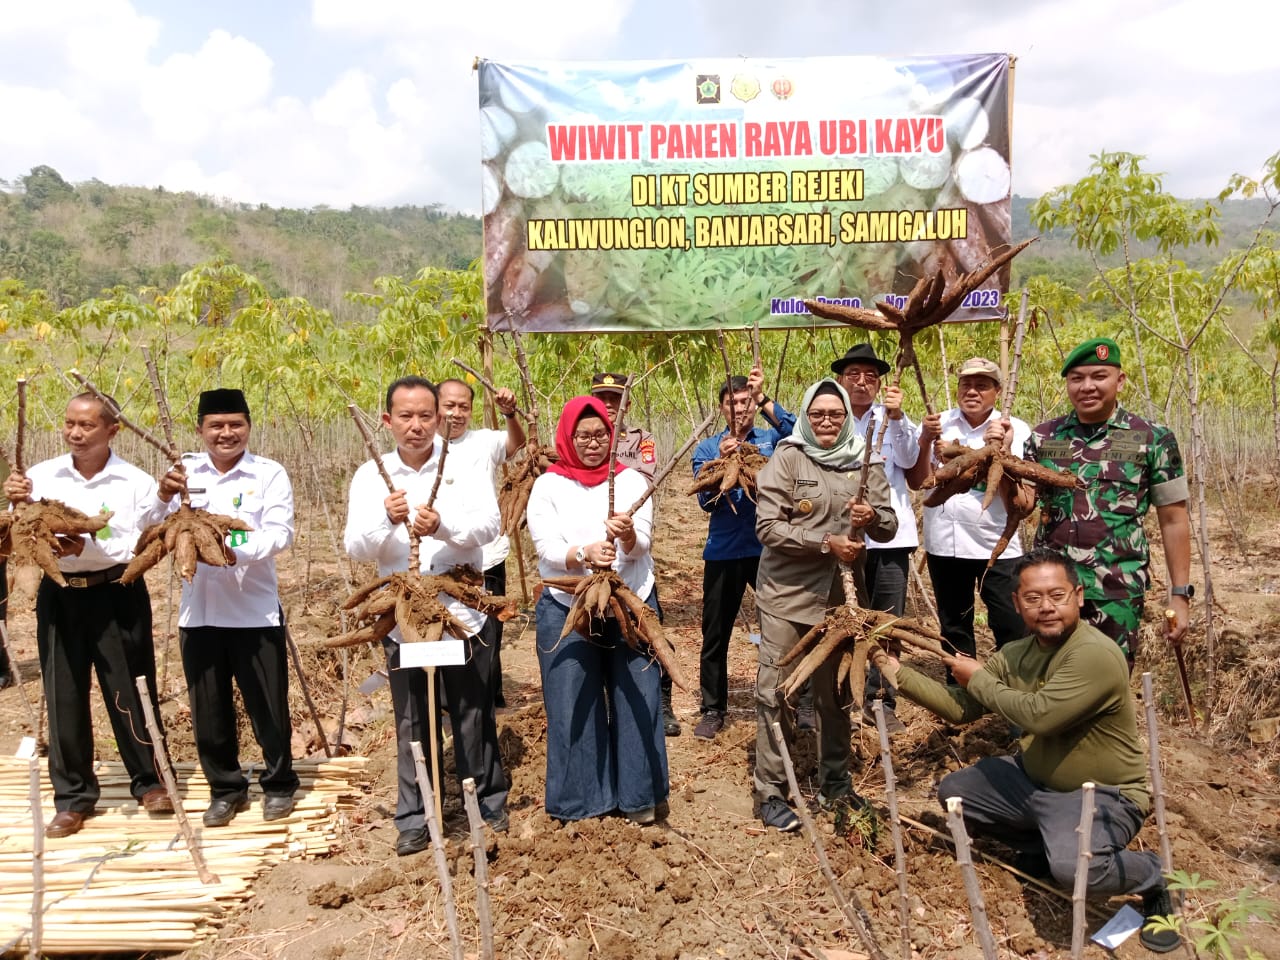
[398,640,467,668]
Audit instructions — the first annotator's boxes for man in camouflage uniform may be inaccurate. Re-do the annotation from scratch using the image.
[1022,338,1192,664]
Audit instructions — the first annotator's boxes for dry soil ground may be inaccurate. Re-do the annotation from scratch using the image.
[1,489,1277,960]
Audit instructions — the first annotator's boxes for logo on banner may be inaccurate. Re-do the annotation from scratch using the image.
[770,77,795,100]
[731,74,760,102]
[695,74,721,104]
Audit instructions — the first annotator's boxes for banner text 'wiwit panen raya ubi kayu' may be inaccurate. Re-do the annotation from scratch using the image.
[478,55,1013,333]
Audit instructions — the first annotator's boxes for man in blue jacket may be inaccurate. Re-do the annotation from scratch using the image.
[692,365,794,739]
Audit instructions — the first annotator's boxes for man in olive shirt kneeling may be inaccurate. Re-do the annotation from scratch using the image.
[877,548,1180,954]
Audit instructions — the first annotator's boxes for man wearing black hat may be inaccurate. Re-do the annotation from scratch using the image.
[830,343,923,734]
[4,392,175,838]
[998,338,1191,665]
[155,388,300,827]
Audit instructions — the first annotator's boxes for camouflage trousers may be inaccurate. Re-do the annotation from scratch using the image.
[1082,596,1143,665]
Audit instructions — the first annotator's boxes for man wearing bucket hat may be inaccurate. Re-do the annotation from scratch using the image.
[1017,337,1192,665]
[829,343,922,734]
[914,358,1030,670]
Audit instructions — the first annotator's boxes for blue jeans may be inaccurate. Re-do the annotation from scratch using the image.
[535,591,669,821]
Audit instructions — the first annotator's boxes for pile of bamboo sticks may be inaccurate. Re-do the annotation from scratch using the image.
[0,755,369,954]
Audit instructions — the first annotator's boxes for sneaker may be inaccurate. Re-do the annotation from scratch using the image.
[693,710,725,739]
[1140,886,1182,953]
[862,701,907,735]
[796,703,816,731]
[760,796,801,832]
[623,806,656,825]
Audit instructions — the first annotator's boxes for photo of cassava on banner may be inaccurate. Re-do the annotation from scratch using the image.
[478,55,1013,334]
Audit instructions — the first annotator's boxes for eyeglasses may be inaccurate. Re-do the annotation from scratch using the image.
[806,410,847,424]
[572,431,610,445]
[839,371,880,384]
[1019,590,1075,606]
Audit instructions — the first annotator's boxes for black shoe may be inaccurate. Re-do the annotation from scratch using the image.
[796,703,816,731]
[262,794,296,822]
[396,827,430,856]
[1012,848,1052,880]
[760,796,801,832]
[0,672,14,691]
[1140,886,1182,953]
[484,809,510,833]
[693,710,725,739]
[661,695,681,737]
[202,795,250,828]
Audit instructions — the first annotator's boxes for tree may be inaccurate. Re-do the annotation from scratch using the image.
[21,165,75,211]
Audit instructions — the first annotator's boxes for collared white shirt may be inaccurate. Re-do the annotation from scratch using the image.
[154,450,294,628]
[851,403,921,551]
[344,440,500,636]
[526,469,655,604]
[25,451,168,572]
[442,428,510,570]
[923,407,1031,560]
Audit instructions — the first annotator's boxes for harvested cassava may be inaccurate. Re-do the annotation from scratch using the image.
[0,500,113,585]
[687,442,768,511]
[777,606,948,705]
[326,566,515,649]
[498,441,558,535]
[121,504,251,584]
[922,440,1078,568]
[542,570,688,690]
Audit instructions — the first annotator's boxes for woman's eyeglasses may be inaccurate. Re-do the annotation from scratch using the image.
[572,431,610,445]
[806,410,847,424]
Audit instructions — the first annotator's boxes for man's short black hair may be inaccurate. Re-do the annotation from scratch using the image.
[384,376,438,413]
[436,378,474,401]
[718,375,750,403]
[71,391,120,425]
[1013,548,1080,587]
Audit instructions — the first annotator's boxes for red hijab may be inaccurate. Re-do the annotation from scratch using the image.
[546,395,628,487]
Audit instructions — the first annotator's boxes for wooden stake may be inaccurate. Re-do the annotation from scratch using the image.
[871,700,912,960]
[1164,609,1197,730]
[771,721,887,960]
[409,740,463,960]
[132,676,218,885]
[1070,782,1096,959]
[426,668,443,829]
[450,358,529,424]
[0,620,41,735]
[140,346,188,505]
[604,376,634,517]
[716,329,738,430]
[462,778,495,960]
[15,378,28,474]
[1141,673,1175,876]
[70,371,172,461]
[1000,290,1030,419]
[938,326,952,410]
[624,409,719,517]
[509,331,542,447]
[944,797,998,960]
[282,619,332,759]
[29,756,44,960]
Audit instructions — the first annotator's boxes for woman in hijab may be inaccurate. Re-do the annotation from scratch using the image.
[751,378,897,832]
[526,395,667,823]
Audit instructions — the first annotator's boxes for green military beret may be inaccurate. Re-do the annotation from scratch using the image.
[1061,337,1122,376]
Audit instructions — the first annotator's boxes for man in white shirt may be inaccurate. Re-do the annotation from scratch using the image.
[914,358,1031,669]
[3,392,173,838]
[830,343,922,735]
[436,378,524,708]
[345,376,509,856]
[155,389,299,828]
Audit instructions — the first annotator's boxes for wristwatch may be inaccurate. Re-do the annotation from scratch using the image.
[574,546,587,564]
[820,533,832,555]
[756,394,769,406]
[503,410,516,419]
[1170,584,1195,599]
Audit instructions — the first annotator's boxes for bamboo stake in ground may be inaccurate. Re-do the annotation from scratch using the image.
[132,676,217,885]
[15,378,28,474]
[871,700,912,960]
[771,720,887,960]
[29,756,43,960]
[462,778,495,960]
[283,618,332,759]
[1071,782,1096,960]
[409,740,463,960]
[0,620,41,736]
[1164,608,1197,730]
[944,797,998,960]
[1141,673,1175,877]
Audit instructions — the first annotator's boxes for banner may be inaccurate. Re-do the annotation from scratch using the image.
[478,55,1013,333]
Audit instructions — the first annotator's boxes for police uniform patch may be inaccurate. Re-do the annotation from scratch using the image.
[640,438,656,463]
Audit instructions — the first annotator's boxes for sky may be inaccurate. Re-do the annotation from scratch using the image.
[0,0,1275,213]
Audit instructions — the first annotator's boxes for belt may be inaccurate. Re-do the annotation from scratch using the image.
[63,564,129,589]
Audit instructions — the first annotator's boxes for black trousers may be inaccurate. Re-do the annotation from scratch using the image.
[863,547,915,709]
[180,624,299,801]
[385,630,509,830]
[926,553,1025,664]
[36,575,164,813]
[481,562,506,702]
[699,555,759,713]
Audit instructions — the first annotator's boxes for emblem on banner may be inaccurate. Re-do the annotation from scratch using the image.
[771,77,794,100]
[696,74,721,104]
[731,74,760,103]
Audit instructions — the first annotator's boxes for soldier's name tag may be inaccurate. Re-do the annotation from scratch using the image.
[797,498,813,514]
[398,640,466,668]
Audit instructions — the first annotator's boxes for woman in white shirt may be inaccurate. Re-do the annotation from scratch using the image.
[526,395,666,824]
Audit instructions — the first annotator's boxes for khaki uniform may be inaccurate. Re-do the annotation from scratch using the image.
[752,443,896,802]
[614,426,657,481]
